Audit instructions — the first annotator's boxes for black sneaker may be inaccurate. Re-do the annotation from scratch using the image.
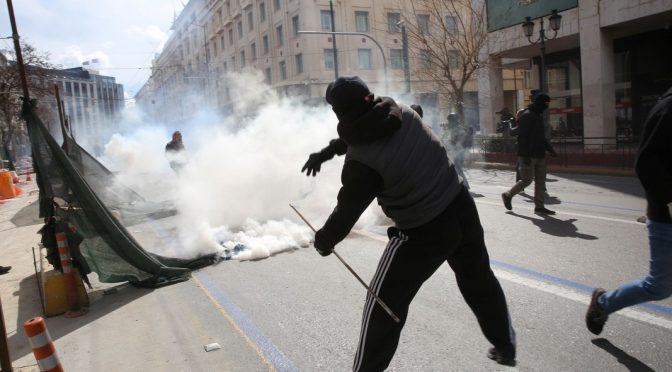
[501,193,512,211]
[487,347,516,367]
[586,288,608,335]
[0,266,11,275]
[534,207,556,215]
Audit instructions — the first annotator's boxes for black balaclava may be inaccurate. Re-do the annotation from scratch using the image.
[325,76,375,122]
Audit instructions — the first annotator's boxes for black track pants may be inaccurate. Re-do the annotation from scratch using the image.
[352,188,516,372]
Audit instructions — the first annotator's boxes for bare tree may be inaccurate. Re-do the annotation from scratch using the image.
[0,42,54,165]
[400,0,488,121]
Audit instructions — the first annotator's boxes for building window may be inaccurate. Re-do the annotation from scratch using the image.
[248,11,254,31]
[320,10,332,31]
[358,48,372,69]
[240,50,246,67]
[228,28,234,44]
[279,60,287,80]
[223,61,228,72]
[448,50,459,69]
[260,2,266,22]
[220,35,225,50]
[295,53,303,74]
[418,14,430,34]
[276,24,284,46]
[274,0,281,12]
[238,21,244,39]
[324,48,335,70]
[445,16,457,34]
[355,11,369,32]
[390,49,403,69]
[251,42,257,60]
[292,15,300,36]
[213,42,218,56]
[263,34,269,54]
[419,49,431,69]
[387,13,400,32]
[265,67,272,84]
[232,56,236,70]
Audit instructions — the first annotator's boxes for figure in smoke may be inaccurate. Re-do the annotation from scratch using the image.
[585,85,672,335]
[443,112,473,190]
[165,131,187,173]
[303,76,516,370]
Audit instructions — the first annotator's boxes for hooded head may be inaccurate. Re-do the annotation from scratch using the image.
[325,76,375,121]
[532,93,551,111]
[410,104,424,118]
[172,131,182,143]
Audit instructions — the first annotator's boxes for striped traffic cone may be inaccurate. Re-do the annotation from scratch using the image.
[55,231,85,318]
[23,317,64,372]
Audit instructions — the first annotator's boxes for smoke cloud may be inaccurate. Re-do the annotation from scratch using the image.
[100,71,385,261]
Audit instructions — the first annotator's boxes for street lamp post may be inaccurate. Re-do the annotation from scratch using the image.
[298,30,388,94]
[522,9,562,93]
[397,20,411,94]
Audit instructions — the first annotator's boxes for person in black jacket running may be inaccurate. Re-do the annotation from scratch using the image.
[585,85,672,335]
[303,76,516,370]
[501,93,557,214]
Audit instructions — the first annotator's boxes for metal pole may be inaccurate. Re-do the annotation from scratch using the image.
[289,204,400,323]
[6,0,29,100]
[401,25,411,94]
[0,297,13,372]
[329,0,339,79]
[298,30,388,94]
[539,18,547,93]
[54,85,68,151]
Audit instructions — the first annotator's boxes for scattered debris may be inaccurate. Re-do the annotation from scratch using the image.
[636,216,646,223]
[204,342,222,352]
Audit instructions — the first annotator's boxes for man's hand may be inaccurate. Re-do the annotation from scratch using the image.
[314,229,334,257]
[523,157,531,165]
[302,153,326,177]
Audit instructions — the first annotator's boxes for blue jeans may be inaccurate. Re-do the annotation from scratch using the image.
[599,220,672,314]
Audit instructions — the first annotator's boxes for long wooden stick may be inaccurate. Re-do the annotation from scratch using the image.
[289,204,400,323]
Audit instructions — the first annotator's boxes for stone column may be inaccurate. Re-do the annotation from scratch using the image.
[579,0,616,141]
[478,55,504,134]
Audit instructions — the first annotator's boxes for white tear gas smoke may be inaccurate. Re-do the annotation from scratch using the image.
[101,71,386,261]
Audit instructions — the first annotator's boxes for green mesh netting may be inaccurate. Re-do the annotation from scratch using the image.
[23,99,215,288]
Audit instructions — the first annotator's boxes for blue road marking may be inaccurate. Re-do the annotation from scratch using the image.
[491,259,672,316]
[195,271,299,372]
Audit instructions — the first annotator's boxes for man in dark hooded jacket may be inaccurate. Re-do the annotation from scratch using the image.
[501,93,557,214]
[303,76,516,370]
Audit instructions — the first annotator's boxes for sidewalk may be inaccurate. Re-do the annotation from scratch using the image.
[473,161,636,177]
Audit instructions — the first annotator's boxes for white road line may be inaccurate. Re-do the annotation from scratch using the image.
[474,199,642,225]
[494,269,672,331]
[353,228,672,331]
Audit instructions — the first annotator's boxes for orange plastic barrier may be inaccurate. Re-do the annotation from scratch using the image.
[0,171,16,199]
[23,317,64,372]
[55,232,80,312]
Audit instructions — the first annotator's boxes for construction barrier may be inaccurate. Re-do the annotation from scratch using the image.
[23,317,64,372]
[55,232,80,314]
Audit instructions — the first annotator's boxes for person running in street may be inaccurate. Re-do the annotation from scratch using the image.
[304,76,516,370]
[585,85,672,335]
[501,93,557,215]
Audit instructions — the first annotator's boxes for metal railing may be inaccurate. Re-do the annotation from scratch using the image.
[471,135,639,169]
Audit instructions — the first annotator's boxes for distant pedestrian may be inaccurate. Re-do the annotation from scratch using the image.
[501,93,557,214]
[305,76,516,370]
[585,85,672,335]
[165,131,186,172]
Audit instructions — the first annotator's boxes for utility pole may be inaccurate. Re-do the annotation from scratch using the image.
[329,0,339,79]
[400,22,411,94]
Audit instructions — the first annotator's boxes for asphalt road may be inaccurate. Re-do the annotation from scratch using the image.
[13,168,669,371]
[178,168,671,371]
